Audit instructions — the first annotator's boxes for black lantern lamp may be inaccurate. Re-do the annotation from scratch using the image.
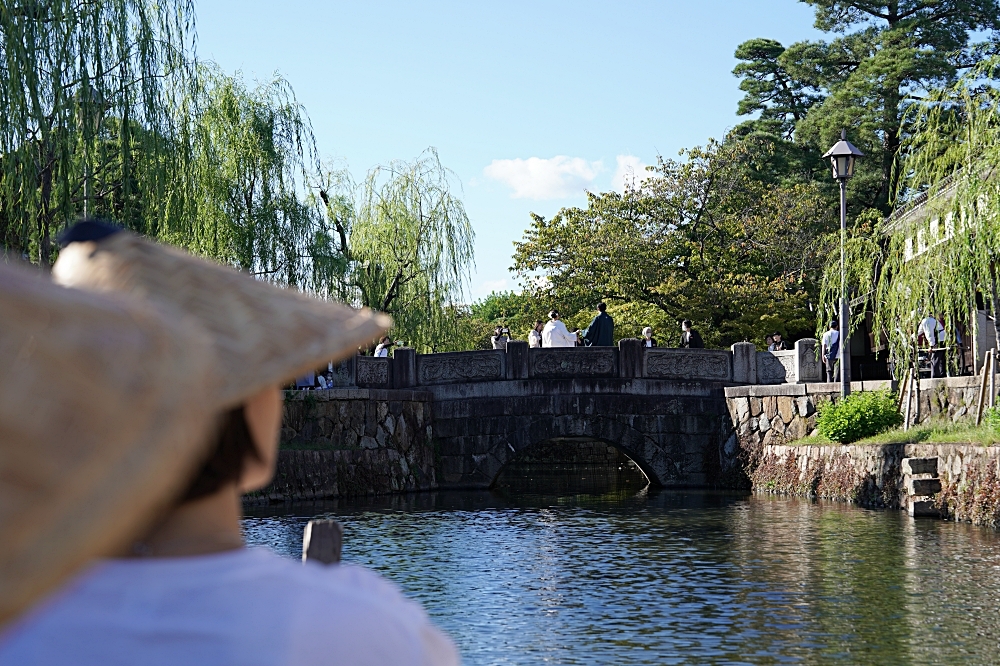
[822,129,864,180]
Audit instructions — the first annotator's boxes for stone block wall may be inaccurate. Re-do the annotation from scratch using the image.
[247,388,437,503]
[750,443,1000,528]
[907,375,984,425]
[723,375,990,462]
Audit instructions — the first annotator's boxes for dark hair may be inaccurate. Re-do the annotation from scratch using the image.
[181,406,261,502]
[58,218,122,246]
[534,320,543,327]
[682,319,692,328]
[549,310,559,319]
[597,302,607,312]
[830,320,839,328]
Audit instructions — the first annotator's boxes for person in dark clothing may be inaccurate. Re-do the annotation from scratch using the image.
[769,332,789,351]
[680,320,703,349]
[582,302,615,346]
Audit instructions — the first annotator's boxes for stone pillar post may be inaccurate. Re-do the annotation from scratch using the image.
[391,347,416,388]
[794,338,822,383]
[506,341,529,379]
[731,342,757,384]
[619,338,644,378]
[328,357,356,387]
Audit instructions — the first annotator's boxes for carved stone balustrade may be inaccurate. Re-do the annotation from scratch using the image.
[417,350,505,385]
[337,338,821,389]
[530,348,617,378]
[643,348,732,381]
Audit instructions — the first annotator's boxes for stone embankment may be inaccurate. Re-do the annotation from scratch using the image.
[724,376,1000,528]
[245,389,437,504]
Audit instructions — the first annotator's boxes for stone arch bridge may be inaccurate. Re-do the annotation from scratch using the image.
[293,338,821,490]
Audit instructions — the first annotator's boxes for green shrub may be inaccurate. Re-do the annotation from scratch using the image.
[984,406,1000,432]
[816,390,903,444]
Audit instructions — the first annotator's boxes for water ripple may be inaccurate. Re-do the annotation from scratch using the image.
[243,488,1000,665]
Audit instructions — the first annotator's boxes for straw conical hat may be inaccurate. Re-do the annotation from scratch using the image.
[53,226,391,408]
[0,261,219,626]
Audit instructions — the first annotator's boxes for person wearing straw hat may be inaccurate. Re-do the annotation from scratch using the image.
[0,260,218,630]
[0,221,459,665]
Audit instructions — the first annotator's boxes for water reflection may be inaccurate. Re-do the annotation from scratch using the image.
[243,478,1000,664]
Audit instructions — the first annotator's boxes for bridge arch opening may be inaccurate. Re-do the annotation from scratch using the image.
[490,436,649,495]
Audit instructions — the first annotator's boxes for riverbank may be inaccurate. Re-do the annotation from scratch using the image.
[750,442,1000,526]
[724,376,1000,528]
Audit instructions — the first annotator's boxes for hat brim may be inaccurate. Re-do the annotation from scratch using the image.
[0,262,220,625]
[54,232,391,409]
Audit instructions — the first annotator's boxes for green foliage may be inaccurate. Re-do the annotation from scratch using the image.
[983,406,1000,432]
[0,0,196,263]
[816,390,903,443]
[733,0,1000,211]
[312,148,475,352]
[512,137,835,348]
[171,66,321,290]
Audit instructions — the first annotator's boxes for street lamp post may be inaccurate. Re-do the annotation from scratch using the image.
[822,129,863,398]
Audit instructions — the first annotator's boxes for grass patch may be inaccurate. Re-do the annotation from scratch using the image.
[785,421,1000,447]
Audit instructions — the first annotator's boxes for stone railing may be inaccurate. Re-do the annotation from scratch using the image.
[325,338,822,389]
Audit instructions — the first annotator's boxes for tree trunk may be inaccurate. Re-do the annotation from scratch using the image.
[38,143,54,265]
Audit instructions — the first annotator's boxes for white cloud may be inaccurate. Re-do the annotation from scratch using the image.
[484,156,603,200]
[612,154,652,193]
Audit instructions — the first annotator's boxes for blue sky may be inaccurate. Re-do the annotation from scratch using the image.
[196,1,823,301]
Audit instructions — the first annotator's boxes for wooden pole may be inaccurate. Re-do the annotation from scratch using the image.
[991,349,996,410]
[896,370,909,413]
[302,519,343,565]
[976,350,992,425]
[904,369,915,431]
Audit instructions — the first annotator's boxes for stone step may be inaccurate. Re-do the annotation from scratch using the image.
[902,457,938,477]
[908,497,940,518]
[906,477,942,496]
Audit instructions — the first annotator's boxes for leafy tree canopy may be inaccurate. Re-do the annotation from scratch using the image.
[512,137,836,348]
[734,0,1000,211]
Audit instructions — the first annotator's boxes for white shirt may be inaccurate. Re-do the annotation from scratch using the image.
[0,548,458,666]
[541,319,577,348]
[528,329,542,348]
[821,329,839,358]
[374,344,390,358]
[920,316,945,348]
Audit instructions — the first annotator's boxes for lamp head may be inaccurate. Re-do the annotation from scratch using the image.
[822,129,864,180]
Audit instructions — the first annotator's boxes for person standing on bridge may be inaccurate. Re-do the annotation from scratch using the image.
[821,320,840,383]
[680,320,703,349]
[582,302,614,346]
[542,310,577,347]
[642,326,657,347]
[528,320,544,348]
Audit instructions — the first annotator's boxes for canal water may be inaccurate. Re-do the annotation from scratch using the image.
[243,467,1000,665]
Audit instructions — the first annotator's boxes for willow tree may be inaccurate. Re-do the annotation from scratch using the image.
[166,66,323,290]
[316,149,475,351]
[0,0,196,264]
[819,58,1000,368]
